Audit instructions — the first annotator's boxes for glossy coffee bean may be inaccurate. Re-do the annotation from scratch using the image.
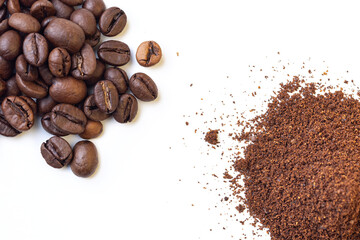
[38,64,54,86]
[16,54,39,82]
[20,0,37,7]
[49,76,87,104]
[48,47,71,77]
[83,94,109,121]
[83,0,105,19]
[129,73,158,102]
[0,78,5,97]
[136,41,162,67]
[52,0,74,19]
[41,136,73,168]
[44,18,85,54]
[94,80,119,114]
[30,0,56,22]
[20,96,37,115]
[70,140,98,178]
[59,0,83,6]
[0,30,21,61]
[16,73,48,99]
[37,95,57,116]
[99,7,126,37]
[85,28,101,47]
[79,120,103,139]
[41,112,68,136]
[7,0,21,14]
[4,76,20,97]
[104,67,128,94]
[70,9,96,37]
[0,105,20,137]
[84,59,105,86]
[0,19,9,36]
[113,93,138,123]
[98,40,130,66]
[9,13,41,33]
[71,43,96,80]
[51,103,87,134]
[1,96,34,131]
[0,56,13,80]
[23,33,49,67]
[41,16,57,29]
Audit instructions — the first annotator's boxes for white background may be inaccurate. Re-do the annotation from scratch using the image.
[1,0,360,239]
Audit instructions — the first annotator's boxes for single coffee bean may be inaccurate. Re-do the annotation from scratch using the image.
[41,16,57,29]
[129,73,158,102]
[136,41,162,67]
[30,0,56,22]
[113,93,138,123]
[70,140,98,178]
[20,0,37,7]
[0,106,20,136]
[99,7,126,37]
[70,9,96,37]
[51,103,87,134]
[38,64,54,86]
[23,33,49,67]
[1,96,34,131]
[52,0,74,19]
[37,95,57,116]
[71,43,96,80]
[94,80,119,114]
[85,28,101,47]
[59,0,83,6]
[9,13,41,33]
[16,54,39,82]
[41,136,73,168]
[20,96,37,115]
[98,40,130,66]
[7,0,21,14]
[44,18,85,54]
[83,0,105,19]
[84,59,105,86]
[83,94,109,121]
[0,19,9,36]
[0,30,21,61]
[49,76,87,104]
[0,56,13,80]
[16,73,48,99]
[104,67,128,94]
[48,47,71,77]
[79,120,103,139]
[0,78,5,97]
[41,112,68,136]
[4,76,20,97]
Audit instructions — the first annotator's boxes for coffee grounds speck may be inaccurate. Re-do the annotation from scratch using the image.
[205,129,219,145]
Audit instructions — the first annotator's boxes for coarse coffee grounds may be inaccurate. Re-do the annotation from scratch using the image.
[205,129,219,145]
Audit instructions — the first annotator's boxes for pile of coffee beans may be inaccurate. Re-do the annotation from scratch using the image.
[0,0,162,178]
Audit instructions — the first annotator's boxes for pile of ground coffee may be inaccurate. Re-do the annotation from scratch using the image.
[234,77,360,239]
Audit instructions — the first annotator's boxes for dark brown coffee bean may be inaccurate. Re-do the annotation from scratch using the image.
[52,0,74,19]
[9,13,41,33]
[41,112,68,136]
[0,19,9,36]
[70,8,96,37]
[23,33,49,67]
[0,30,21,61]
[7,0,21,14]
[94,80,119,114]
[4,76,20,96]
[83,94,109,121]
[0,78,5,97]
[136,41,162,67]
[1,96,34,131]
[16,73,48,98]
[16,54,39,82]
[30,0,56,22]
[71,43,96,80]
[98,40,130,66]
[83,0,105,19]
[59,0,83,6]
[38,64,54,86]
[37,95,57,116]
[20,0,36,7]
[79,120,102,139]
[0,105,20,136]
[0,56,13,80]
[49,76,87,104]
[99,7,126,37]
[44,18,85,54]
[113,93,138,123]
[20,96,37,115]
[85,28,101,47]
[70,140,98,178]
[51,103,87,134]
[41,16,57,29]
[41,136,73,168]
[129,73,158,102]
[104,67,128,94]
[84,59,105,86]
[48,47,71,77]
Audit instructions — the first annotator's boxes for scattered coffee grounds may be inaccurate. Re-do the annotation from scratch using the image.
[205,129,219,145]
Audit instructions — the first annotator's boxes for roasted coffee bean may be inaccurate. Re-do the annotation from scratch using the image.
[94,80,119,113]
[1,96,34,131]
[84,59,105,86]
[7,0,21,14]
[79,120,103,139]
[83,94,109,121]
[44,18,85,54]
[52,0,74,19]
[98,40,130,66]
[30,0,56,22]
[0,106,20,137]
[0,19,9,36]
[129,73,158,102]
[20,96,37,115]
[0,78,5,96]
[41,112,68,136]
[0,5,6,22]
[136,41,162,67]
[70,9,96,37]
[0,56,13,80]
[9,13,41,33]
[23,33,49,67]
[0,30,21,61]
[49,76,87,104]
[4,76,20,97]
[15,54,39,82]
[83,0,105,19]
[104,67,128,94]
[48,47,71,77]
[71,43,96,80]
[41,136,73,168]
[70,140,98,178]
[59,0,83,6]
[37,95,57,116]
[113,93,138,123]
[20,0,37,7]
[85,28,101,47]
[16,73,48,98]
[38,64,54,86]
[41,16,57,29]
[51,103,87,134]
[99,7,126,37]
